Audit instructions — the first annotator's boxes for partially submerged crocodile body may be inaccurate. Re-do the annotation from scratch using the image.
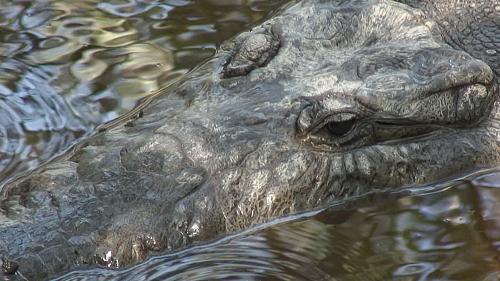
[0,0,499,279]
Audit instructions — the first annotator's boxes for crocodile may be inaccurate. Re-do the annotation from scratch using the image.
[0,0,499,279]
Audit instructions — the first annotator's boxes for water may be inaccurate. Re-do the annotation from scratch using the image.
[0,0,289,187]
[1,1,500,281]
[55,169,500,281]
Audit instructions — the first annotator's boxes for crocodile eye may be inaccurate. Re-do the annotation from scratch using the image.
[296,104,364,150]
[326,118,357,137]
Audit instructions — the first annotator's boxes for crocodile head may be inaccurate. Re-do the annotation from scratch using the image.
[149,0,499,232]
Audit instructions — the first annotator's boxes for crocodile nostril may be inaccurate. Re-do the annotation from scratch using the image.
[432,61,453,73]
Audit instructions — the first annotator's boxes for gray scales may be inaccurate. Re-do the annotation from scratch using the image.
[0,0,499,279]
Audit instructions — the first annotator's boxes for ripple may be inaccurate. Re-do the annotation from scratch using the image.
[97,1,176,19]
[0,57,93,185]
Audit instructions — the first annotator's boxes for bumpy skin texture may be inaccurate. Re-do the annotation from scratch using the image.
[1,0,499,279]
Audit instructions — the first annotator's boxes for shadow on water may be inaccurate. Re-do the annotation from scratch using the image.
[52,169,500,281]
[0,0,289,188]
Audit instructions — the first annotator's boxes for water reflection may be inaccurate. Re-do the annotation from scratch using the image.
[55,170,500,281]
[0,0,288,188]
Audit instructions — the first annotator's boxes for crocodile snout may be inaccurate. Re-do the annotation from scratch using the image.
[351,47,497,126]
[410,53,496,125]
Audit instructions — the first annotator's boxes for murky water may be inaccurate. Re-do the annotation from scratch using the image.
[0,0,288,187]
[1,1,500,281]
[54,169,500,281]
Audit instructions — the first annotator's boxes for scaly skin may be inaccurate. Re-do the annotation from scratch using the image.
[0,0,499,279]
